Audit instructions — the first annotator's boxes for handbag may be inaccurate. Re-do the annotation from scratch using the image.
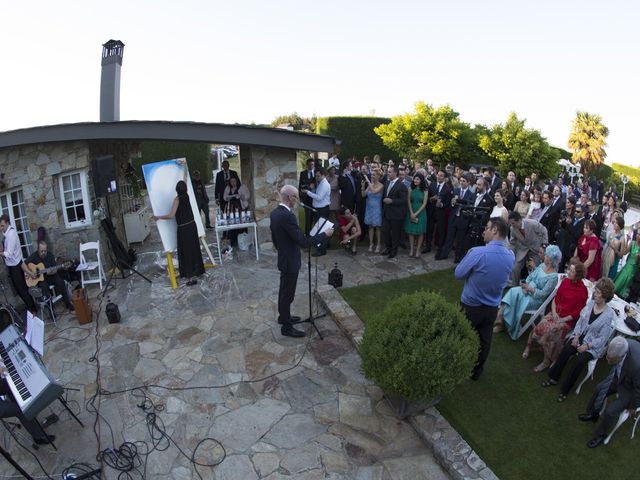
[624,316,640,332]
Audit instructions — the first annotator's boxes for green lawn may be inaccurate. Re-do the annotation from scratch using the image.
[340,269,638,480]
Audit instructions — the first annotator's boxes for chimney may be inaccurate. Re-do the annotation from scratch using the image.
[100,39,125,122]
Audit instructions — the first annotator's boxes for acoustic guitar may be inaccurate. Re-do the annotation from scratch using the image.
[25,261,71,288]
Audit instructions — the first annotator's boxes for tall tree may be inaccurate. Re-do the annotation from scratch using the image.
[479,113,559,180]
[374,102,469,165]
[568,111,609,173]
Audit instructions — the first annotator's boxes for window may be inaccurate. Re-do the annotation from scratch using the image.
[0,189,34,258]
[59,170,92,228]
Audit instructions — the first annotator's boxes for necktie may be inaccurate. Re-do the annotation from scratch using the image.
[438,183,442,194]
[309,171,313,180]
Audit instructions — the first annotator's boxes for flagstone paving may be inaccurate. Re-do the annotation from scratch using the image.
[2,220,455,479]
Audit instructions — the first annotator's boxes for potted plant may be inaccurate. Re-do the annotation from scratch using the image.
[359,290,479,418]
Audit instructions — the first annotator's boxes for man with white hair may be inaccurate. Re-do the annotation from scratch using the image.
[270,185,334,337]
[579,336,640,448]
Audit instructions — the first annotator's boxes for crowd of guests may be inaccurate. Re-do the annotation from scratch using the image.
[301,154,639,448]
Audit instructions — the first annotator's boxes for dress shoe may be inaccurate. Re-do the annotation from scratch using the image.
[435,255,446,261]
[34,435,56,446]
[587,435,606,448]
[66,303,75,311]
[281,325,305,338]
[579,413,600,423]
[387,252,396,259]
[470,369,482,381]
[422,247,431,254]
[453,258,461,264]
[380,249,390,255]
[278,315,301,325]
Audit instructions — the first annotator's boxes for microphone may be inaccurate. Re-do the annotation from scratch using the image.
[299,203,317,213]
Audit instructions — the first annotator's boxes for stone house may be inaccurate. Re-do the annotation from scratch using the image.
[0,121,337,305]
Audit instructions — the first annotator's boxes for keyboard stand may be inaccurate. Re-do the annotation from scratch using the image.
[58,396,84,427]
[0,443,35,480]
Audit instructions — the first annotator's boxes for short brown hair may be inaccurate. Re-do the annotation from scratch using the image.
[595,277,615,302]
[568,258,586,280]
[584,219,596,233]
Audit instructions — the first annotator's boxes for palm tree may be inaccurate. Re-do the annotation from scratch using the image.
[567,111,609,173]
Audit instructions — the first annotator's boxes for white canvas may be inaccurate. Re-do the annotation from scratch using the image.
[142,158,205,252]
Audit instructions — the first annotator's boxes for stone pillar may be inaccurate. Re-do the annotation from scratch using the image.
[242,146,297,248]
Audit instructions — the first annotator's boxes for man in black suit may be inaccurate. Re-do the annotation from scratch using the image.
[437,174,475,262]
[338,160,359,213]
[382,166,407,259]
[539,191,562,243]
[581,337,640,448]
[424,169,453,253]
[486,166,501,194]
[270,185,333,338]
[559,203,586,271]
[298,158,316,234]
[214,160,241,214]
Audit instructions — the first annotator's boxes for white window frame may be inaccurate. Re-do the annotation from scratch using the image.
[0,188,34,258]
[59,170,92,229]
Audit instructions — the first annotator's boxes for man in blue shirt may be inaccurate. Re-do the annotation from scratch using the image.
[455,217,514,380]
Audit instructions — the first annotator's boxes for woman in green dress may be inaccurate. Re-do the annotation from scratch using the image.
[405,173,428,258]
[614,232,640,298]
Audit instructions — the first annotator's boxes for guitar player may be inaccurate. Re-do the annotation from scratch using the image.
[26,241,74,311]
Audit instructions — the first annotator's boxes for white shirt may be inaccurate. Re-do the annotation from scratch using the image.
[306,177,331,208]
[329,156,340,168]
[2,226,23,267]
[474,192,485,207]
[386,179,397,196]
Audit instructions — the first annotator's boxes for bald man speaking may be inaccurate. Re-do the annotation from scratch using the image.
[270,185,334,337]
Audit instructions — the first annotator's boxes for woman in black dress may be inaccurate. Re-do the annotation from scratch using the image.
[152,159,205,286]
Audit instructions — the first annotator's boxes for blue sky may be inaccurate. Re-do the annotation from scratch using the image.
[2,0,638,165]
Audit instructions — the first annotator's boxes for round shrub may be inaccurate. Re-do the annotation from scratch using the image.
[359,290,479,403]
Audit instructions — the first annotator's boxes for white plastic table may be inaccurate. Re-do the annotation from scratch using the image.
[214,221,259,264]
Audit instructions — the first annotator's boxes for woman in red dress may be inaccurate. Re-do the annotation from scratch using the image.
[522,260,588,372]
[574,219,602,282]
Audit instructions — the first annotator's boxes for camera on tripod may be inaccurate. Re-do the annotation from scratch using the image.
[460,205,491,221]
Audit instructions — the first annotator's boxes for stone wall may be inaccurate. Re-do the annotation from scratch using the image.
[0,141,105,304]
[241,146,298,248]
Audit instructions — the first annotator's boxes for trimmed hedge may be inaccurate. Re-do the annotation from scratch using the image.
[316,116,401,162]
[136,141,212,183]
[359,290,478,402]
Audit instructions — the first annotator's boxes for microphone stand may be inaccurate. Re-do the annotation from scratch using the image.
[296,204,331,340]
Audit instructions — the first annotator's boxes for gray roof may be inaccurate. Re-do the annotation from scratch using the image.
[0,121,339,152]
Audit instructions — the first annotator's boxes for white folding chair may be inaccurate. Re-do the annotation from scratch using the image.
[604,406,640,444]
[79,241,106,290]
[516,274,565,340]
[575,358,598,394]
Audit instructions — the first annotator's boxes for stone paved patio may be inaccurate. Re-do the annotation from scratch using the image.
[2,217,456,479]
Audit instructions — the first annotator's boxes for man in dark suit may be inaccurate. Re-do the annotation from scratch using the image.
[486,166,501,194]
[559,203,586,271]
[580,337,640,448]
[437,174,475,262]
[298,158,315,234]
[539,191,562,243]
[214,160,240,214]
[338,160,359,213]
[424,169,453,253]
[270,185,333,338]
[381,165,407,259]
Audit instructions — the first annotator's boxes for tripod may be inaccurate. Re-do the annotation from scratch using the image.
[0,281,24,332]
[293,216,332,340]
[100,249,152,299]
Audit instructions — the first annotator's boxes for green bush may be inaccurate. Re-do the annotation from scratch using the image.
[316,116,401,161]
[136,141,212,183]
[359,290,478,402]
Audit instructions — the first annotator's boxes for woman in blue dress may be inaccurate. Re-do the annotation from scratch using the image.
[493,245,561,340]
[404,173,428,258]
[362,168,384,253]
